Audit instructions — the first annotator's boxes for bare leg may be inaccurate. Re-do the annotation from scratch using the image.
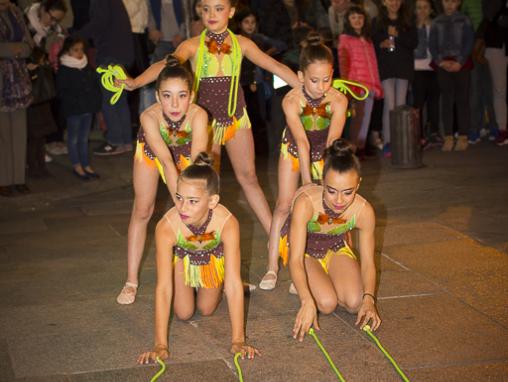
[126,159,159,285]
[225,129,272,234]
[328,255,363,313]
[261,155,299,288]
[304,256,339,314]
[196,287,223,316]
[173,259,197,320]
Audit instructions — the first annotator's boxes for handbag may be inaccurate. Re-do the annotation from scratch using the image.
[31,64,56,105]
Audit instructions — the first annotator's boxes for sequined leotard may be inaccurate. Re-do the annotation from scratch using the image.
[280,93,332,181]
[279,184,366,272]
[135,106,197,181]
[164,204,232,288]
[194,29,250,145]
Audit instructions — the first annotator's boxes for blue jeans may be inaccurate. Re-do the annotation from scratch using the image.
[470,61,498,133]
[139,41,176,112]
[67,113,93,167]
[96,57,132,146]
[382,78,409,143]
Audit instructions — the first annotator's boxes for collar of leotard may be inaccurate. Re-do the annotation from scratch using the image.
[163,112,186,132]
[321,191,345,220]
[206,29,229,46]
[302,86,326,109]
[185,209,213,236]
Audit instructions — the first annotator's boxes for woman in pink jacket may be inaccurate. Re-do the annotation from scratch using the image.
[338,5,383,155]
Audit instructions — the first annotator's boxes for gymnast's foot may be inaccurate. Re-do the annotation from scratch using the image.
[259,270,278,290]
[116,282,138,304]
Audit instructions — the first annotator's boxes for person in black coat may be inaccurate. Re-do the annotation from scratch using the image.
[56,36,101,179]
[371,0,417,156]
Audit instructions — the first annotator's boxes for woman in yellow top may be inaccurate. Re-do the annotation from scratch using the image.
[123,0,300,236]
[282,139,381,341]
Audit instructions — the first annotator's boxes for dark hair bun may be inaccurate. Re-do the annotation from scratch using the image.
[193,152,214,167]
[305,31,323,47]
[165,54,180,68]
[327,139,354,157]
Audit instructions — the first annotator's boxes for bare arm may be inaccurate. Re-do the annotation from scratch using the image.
[222,215,260,359]
[140,109,179,201]
[283,93,312,185]
[189,106,209,160]
[289,193,318,341]
[240,36,300,89]
[127,39,197,90]
[137,217,175,363]
[326,90,348,147]
[354,202,381,330]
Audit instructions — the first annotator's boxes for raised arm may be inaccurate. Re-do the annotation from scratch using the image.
[354,202,381,330]
[222,215,260,359]
[283,93,312,185]
[240,36,300,88]
[288,193,317,341]
[137,217,175,364]
[140,110,179,201]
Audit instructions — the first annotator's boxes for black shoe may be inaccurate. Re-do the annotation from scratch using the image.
[84,169,100,179]
[94,143,123,156]
[72,170,90,181]
[14,184,31,194]
[0,186,15,197]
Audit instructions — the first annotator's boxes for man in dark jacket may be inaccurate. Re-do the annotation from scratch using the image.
[77,0,134,155]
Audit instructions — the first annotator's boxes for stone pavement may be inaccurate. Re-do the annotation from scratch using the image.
[0,142,507,382]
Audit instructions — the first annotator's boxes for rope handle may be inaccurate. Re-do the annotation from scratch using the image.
[308,328,347,382]
[362,325,410,382]
[96,64,127,105]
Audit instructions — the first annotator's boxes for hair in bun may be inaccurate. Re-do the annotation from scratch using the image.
[299,31,333,71]
[180,152,220,194]
[155,54,194,91]
[323,139,361,176]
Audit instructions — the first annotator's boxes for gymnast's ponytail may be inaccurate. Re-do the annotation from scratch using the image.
[323,139,361,177]
[155,54,194,92]
[180,152,220,194]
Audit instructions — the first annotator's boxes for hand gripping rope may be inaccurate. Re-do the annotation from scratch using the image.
[308,328,347,382]
[96,64,127,105]
[149,357,167,382]
[362,325,410,382]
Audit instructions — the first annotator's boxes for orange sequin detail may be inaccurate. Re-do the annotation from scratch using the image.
[205,39,231,55]
[186,231,216,243]
[302,103,328,118]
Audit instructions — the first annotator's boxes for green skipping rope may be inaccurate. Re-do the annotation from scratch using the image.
[96,64,127,105]
[234,352,244,382]
[308,328,347,382]
[149,357,167,382]
[362,325,410,382]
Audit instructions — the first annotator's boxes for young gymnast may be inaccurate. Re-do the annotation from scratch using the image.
[281,139,381,341]
[117,57,209,305]
[122,0,300,235]
[260,31,348,290]
[137,153,260,362]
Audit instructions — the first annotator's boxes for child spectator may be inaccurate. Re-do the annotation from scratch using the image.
[372,0,417,157]
[413,0,441,147]
[429,0,474,151]
[56,36,101,179]
[339,5,383,155]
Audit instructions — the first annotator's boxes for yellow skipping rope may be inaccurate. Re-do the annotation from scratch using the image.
[234,352,244,382]
[308,328,347,381]
[96,64,127,105]
[149,357,166,382]
[362,325,410,382]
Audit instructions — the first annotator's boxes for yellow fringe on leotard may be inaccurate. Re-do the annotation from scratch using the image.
[212,107,251,145]
[174,255,225,288]
[135,141,167,184]
[280,141,300,171]
[279,234,289,266]
[311,159,324,180]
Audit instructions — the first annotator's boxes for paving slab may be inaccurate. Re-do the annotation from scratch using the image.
[385,238,508,327]
[409,361,508,382]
